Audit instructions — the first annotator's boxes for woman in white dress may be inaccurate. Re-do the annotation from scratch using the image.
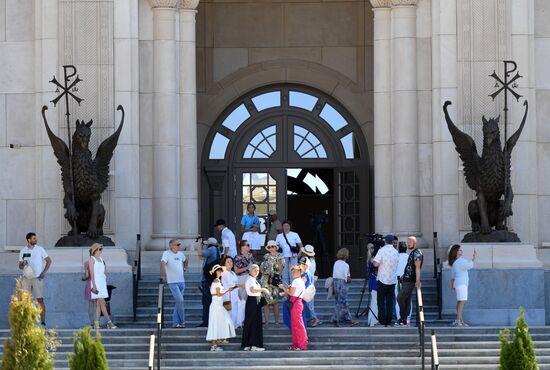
[221,256,245,328]
[207,264,237,351]
[448,244,476,327]
[89,243,117,329]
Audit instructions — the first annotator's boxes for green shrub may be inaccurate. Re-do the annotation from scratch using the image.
[499,307,538,370]
[68,327,109,370]
[1,279,57,370]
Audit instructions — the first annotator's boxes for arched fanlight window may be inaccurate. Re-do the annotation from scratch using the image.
[207,87,361,161]
[243,125,277,159]
[294,125,327,159]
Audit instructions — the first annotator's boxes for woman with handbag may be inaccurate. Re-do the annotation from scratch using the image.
[276,220,303,285]
[279,265,308,351]
[206,264,237,351]
[331,248,359,327]
[260,240,284,328]
[221,256,244,328]
[89,243,117,329]
[241,264,269,351]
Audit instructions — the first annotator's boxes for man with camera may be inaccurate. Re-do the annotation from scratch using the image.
[197,236,221,327]
[18,232,52,327]
[372,234,399,327]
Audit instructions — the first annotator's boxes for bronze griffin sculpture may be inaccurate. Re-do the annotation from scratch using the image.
[42,105,124,246]
[443,100,528,242]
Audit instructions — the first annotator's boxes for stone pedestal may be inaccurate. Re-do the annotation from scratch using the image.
[442,243,545,326]
[0,247,132,329]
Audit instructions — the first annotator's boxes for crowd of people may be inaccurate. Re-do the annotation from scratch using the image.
[15,202,476,348]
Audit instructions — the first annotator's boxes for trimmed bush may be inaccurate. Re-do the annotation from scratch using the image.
[68,327,109,370]
[499,306,538,370]
[1,280,57,370]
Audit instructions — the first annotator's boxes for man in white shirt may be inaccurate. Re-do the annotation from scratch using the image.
[373,234,399,326]
[18,232,52,326]
[214,219,237,258]
[160,239,188,328]
[275,220,303,285]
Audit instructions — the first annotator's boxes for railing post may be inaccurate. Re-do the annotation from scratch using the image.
[148,334,155,370]
[431,329,439,370]
[432,232,437,278]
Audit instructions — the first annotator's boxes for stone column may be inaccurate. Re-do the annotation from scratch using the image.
[431,0,459,248]
[147,0,180,250]
[391,0,420,238]
[510,0,537,244]
[370,0,393,235]
[178,0,200,249]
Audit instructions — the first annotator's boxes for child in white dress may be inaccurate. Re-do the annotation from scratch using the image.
[206,264,237,351]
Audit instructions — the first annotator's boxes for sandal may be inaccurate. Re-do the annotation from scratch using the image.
[347,320,359,327]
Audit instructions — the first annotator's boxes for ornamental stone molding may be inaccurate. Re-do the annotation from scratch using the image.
[178,0,199,10]
[148,0,179,9]
[370,0,392,8]
[391,0,418,6]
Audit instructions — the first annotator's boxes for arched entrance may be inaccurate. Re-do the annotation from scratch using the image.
[201,84,371,276]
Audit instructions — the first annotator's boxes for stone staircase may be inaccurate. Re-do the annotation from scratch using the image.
[1,273,550,369]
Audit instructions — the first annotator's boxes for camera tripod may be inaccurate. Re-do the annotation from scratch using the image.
[355,268,378,320]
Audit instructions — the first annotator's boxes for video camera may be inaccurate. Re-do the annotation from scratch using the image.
[365,233,385,254]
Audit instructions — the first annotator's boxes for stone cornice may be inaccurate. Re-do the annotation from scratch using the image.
[370,0,392,8]
[148,0,179,9]
[391,0,418,6]
[178,0,199,10]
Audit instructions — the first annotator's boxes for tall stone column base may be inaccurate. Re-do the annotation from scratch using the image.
[442,243,545,326]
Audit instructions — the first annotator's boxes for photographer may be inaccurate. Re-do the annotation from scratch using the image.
[19,232,51,327]
[197,236,221,327]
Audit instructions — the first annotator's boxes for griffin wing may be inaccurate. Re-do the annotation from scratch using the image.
[443,101,481,191]
[42,106,72,194]
[94,105,125,193]
[504,100,528,161]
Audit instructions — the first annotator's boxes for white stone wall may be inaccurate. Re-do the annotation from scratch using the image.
[535,0,550,264]
[1,0,550,261]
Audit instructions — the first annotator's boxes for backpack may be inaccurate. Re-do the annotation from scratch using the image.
[303,284,316,302]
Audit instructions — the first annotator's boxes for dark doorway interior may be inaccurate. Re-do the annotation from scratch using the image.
[287,168,334,277]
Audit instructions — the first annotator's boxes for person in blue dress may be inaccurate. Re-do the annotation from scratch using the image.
[241,202,261,260]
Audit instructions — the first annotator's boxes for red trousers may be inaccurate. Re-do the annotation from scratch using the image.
[290,296,308,350]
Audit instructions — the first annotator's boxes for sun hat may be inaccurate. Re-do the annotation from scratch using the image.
[209,264,226,275]
[301,244,315,257]
[265,240,278,249]
[91,243,103,255]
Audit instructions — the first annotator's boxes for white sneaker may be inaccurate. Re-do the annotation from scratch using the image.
[242,347,251,351]
[460,320,469,327]
[210,345,223,352]
[250,346,265,351]
[219,339,229,344]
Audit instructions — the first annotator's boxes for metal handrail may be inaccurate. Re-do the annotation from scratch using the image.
[416,285,426,370]
[431,329,440,370]
[155,283,165,370]
[148,334,156,370]
[433,232,442,320]
[133,234,142,321]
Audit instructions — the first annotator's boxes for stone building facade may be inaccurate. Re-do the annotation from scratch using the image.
[0,0,549,271]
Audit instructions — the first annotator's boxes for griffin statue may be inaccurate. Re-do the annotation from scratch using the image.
[443,100,528,243]
[42,105,125,246]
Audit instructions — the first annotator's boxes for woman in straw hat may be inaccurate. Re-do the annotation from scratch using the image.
[206,264,237,351]
[331,248,359,327]
[260,240,284,328]
[89,243,117,329]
